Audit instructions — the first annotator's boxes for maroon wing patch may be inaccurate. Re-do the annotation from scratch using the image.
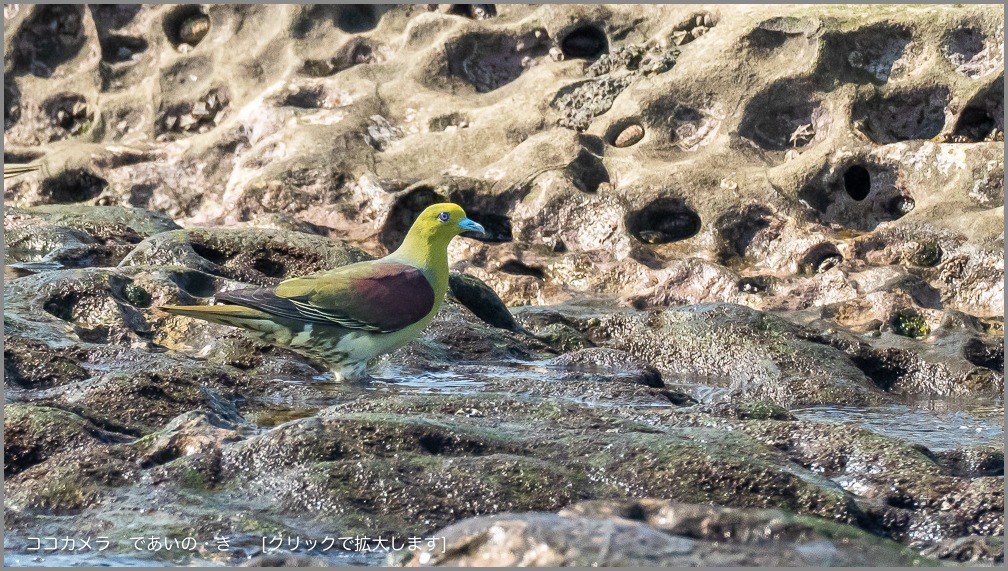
[342,264,436,332]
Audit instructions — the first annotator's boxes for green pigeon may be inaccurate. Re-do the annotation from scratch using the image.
[162,203,486,380]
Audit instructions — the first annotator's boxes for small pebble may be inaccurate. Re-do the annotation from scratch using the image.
[890,196,915,216]
[817,255,842,273]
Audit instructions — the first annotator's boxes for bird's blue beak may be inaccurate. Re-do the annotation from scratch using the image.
[458,217,486,236]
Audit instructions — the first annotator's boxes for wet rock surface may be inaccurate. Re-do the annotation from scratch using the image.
[402,500,932,566]
[3,3,1003,567]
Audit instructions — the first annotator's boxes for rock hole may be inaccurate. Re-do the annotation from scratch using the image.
[499,260,546,280]
[618,502,650,521]
[122,282,152,308]
[417,433,459,455]
[625,198,702,245]
[818,24,913,84]
[163,5,210,50]
[569,149,610,193]
[737,276,773,294]
[101,35,148,63]
[799,243,842,274]
[715,205,777,260]
[560,25,608,59]
[252,258,286,279]
[800,159,907,231]
[945,27,997,78]
[852,87,949,143]
[190,242,229,266]
[625,246,662,269]
[446,5,497,20]
[40,170,108,203]
[743,16,822,54]
[946,27,984,64]
[851,350,909,391]
[953,106,997,142]
[12,5,86,76]
[737,80,826,150]
[128,183,155,208]
[953,76,1004,142]
[282,86,326,109]
[42,292,78,322]
[43,93,92,137]
[446,31,550,93]
[843,165,871,201]
[445,186,516,243]
[963,337,1003,373]
[168,270,218,298]
[744,23,790,52]
[334,5,381,33]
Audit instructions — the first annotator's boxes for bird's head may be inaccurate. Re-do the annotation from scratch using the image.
[412,203,485,241]
[394,203,486,262]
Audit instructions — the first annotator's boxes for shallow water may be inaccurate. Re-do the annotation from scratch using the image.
[245,362,1006,451]
[793,401,1004,452]
[7,360,1004,567]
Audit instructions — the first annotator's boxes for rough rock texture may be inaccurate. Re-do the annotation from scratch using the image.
[3,3,1003,567]
[402,500,933,566]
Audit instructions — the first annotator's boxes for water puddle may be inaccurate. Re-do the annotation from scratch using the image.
[369,367,489,394]
[244,405,320,428]
[793,401,1004,451]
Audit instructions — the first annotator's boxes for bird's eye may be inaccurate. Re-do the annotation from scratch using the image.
[438,212,450,222]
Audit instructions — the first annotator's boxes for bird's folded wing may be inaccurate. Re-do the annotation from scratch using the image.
[218,261,436,333]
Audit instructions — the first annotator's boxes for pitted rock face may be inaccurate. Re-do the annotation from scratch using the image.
[3,4,1001,320]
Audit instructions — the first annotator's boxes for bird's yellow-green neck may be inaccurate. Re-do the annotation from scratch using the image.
[389,224,452,295]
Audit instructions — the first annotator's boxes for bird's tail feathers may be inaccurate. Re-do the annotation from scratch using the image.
[161,303,273,328]
[4,163,42,179]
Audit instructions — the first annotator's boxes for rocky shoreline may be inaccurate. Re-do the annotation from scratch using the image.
[4,3,1004,567]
